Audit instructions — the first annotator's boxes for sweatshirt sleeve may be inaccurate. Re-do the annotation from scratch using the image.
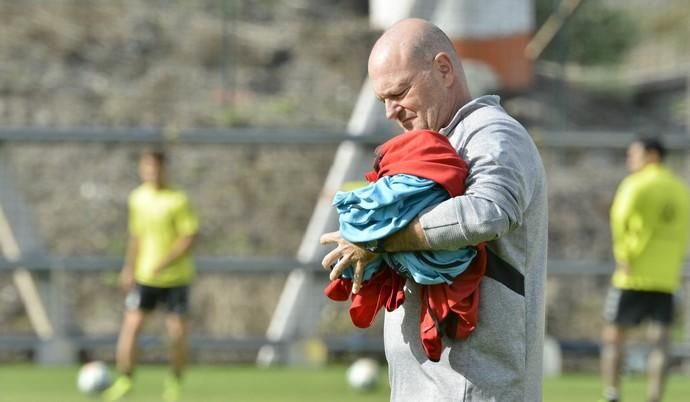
[609,177,644,264]
[419,117,539,249]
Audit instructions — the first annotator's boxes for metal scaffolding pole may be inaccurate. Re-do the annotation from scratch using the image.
[0,149,75,364]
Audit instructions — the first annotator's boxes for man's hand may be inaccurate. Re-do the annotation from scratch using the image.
[151,262,167,276]
[150,234,195,277]
[320,231,378,294]
[119,266,135,291]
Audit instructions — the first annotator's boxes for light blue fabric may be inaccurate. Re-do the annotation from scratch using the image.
[384,249,475,285]
[335,174,446,242]
[333,174,476,284]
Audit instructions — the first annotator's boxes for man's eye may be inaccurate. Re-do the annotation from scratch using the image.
[377,88,407,103]
[392,88,409,99]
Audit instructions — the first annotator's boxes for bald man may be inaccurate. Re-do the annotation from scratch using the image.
[321,19,548,402]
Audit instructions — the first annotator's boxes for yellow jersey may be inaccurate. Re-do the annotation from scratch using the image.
[610,163,690,292]
[129,183,199,287]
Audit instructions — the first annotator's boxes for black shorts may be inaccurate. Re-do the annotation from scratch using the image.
[125,283,189,315]
[603,287,674,326]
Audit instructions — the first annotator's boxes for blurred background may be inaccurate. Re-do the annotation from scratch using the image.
[0,0,689,399]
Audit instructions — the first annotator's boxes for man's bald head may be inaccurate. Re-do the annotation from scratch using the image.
[367,18,470,132]
[369,18,461,73]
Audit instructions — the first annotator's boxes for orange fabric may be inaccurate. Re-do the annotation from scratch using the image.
[325,129,485,362]
[451,34,533,91]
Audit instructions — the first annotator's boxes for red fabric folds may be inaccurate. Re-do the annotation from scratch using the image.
[364,129,468,197]
[419,243,486,361]
[324,265,406,329]
[325,129,486,362]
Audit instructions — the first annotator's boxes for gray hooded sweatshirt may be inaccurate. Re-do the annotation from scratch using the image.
[384,95,548,402]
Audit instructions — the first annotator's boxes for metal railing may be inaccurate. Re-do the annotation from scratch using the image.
[0,255,318,273]
[3,254,690,276]
[2,127,690,149]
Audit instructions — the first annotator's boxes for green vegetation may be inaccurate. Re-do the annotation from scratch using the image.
[2,364,690,402]
[544,373,690,402]
[536,0,638,65]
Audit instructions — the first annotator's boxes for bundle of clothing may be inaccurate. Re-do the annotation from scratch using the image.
[324,129,487,362]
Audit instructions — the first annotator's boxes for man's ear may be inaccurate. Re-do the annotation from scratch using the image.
[434,52,455,87]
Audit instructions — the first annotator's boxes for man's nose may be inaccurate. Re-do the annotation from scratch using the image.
[384,99,401,120]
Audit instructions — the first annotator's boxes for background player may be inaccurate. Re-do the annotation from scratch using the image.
[104,149,199,402]
[601,137,690,402]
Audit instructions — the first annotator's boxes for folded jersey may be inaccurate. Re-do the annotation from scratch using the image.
[325,129,486,361]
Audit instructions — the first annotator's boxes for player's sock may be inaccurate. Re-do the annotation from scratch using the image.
[102,375,133,401]
[162,374,182,402]
[600,386,619,402]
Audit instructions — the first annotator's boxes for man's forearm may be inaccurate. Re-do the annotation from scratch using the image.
[383,218,432,252]
[157,235,196,269]
[420,195,514,250]
[123,236,139,270]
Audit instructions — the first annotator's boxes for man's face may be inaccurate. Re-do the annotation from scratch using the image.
[626,142,647,173]
[369,56,448,132]
[139,155,164,185]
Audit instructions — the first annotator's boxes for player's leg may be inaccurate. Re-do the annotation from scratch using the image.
[162,285,190,402]
[601,287,641,402]
[104,284,155,401]
[646,292,674,402]
[166,313,188,379]
[103,310,146,401]
[601,323,626,402]
[116,309,146,376]
[646,323,671,402]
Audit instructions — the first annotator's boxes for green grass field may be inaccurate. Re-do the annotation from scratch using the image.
[1,364,689,402]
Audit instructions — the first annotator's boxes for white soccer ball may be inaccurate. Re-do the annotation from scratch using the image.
[77,361,112,395]
[346,357,380,391]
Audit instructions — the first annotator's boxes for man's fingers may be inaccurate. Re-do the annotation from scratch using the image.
[321,247,343,271]
[329,254,351,281]
[320,232,366,285]
[319,231,340,245]
[352,260,365,294]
